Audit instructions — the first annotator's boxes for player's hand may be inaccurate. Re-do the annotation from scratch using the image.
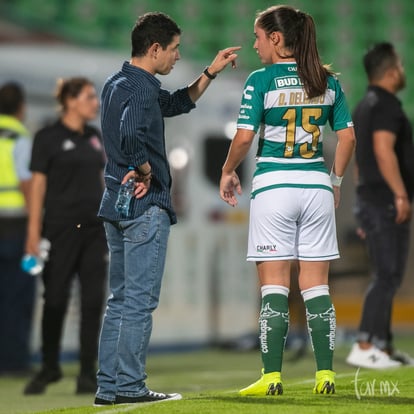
[332,185,340,208]
[220,171,242,207]
[207,46,242,75]
[395,195,411,224]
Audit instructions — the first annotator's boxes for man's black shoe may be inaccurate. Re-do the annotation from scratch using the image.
[115,390,182,404]
[23,368,62,395]
[93,397,115,406]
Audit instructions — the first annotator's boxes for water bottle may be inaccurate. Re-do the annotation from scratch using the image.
[21,238,51,276]
[115,177,135,217]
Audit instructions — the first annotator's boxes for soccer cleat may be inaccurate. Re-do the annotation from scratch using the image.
[239,370,283,396]
[346,343,402,369]
[115,390,182,404]
[313,369,335,394]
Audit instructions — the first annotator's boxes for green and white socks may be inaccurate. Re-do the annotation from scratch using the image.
[259,285,290,374]
[302,285,336,371]
[258,284,336,374]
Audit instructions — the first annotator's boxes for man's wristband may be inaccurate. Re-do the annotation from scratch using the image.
[330,172,343,187]
[203,67,216,80]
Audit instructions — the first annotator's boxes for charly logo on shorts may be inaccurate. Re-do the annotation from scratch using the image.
[256,244,277,253]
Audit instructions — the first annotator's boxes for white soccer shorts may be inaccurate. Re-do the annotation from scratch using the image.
[247,187,339,261]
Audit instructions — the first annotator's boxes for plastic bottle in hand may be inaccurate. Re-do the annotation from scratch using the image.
[21,238,51,276]
[115,177,135,217]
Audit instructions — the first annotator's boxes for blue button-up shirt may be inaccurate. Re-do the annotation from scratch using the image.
[98,61,196,224]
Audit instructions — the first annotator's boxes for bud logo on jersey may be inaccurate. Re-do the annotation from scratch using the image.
[256,244,278,253]
[275,76,304,89]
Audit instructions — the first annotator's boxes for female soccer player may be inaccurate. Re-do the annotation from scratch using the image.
[220,5,355,395]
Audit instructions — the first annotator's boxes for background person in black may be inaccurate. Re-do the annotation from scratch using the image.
[24,77,108,394]
[346,42,414,369]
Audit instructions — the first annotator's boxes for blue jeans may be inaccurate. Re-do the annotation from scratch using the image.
[355,196,410,350]
[96,206,170,401]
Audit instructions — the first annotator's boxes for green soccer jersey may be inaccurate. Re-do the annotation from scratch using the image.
[237,62,353,198]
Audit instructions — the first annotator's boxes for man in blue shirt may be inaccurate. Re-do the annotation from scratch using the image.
[95,12,240,406]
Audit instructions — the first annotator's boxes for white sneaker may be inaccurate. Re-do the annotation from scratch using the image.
[346,343,402,369]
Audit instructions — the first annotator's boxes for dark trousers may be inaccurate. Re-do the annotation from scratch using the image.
[355,196,410,350]
[40,221,108,374]
[0,220,36,373]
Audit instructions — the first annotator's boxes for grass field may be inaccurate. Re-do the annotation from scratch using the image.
[1,335,413,414]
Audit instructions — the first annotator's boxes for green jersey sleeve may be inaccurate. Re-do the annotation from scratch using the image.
[237,69,265,132]
[328,76,354,131]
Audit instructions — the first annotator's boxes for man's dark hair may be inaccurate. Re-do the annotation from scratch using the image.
[0,82,25,115]
[363,42,398,82]
[131,12,181,57]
